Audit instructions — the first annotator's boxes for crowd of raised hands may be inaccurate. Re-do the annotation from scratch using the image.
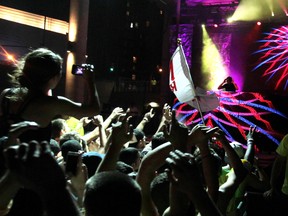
[0,103,283,216]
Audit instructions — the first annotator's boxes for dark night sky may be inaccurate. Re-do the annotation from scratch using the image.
[0,0,70,21]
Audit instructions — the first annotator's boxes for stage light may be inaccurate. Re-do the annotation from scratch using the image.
[214,24,218,28]
[7,54,14,62]
[257,21,261,26]
[272,11,275,16]
[227,17,234,23]
[201,26,229,90]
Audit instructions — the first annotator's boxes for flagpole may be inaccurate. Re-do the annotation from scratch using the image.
[194,96,205,124]
[177,38,205,124]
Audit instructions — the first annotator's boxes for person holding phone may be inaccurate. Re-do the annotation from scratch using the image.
[0,48,100,215]
[0,48,100,141]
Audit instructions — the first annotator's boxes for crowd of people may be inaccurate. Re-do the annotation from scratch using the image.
[0,48,287,216]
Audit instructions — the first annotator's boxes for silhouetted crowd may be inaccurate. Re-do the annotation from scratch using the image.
[0,48,287,216]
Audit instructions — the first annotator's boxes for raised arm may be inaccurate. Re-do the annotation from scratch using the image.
[136,142,173,216]
[215,130,248,213]
[217,79,226,90]
[155,103,172,134]
[189,124,220,201]
[0,121,39,214]
[244,126,256,164]
[50,65,100,121]
[162,111,193,216]
[136,108,155,132]
[4,141,81,216]
[96,114,133,173]
[165,150,223,216]
[103,107,125,129]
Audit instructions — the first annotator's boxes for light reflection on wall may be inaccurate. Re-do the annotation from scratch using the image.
[0,5,68,35]
[169,24,193,68]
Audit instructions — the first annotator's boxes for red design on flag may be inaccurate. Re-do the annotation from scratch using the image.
[169,60,177,91]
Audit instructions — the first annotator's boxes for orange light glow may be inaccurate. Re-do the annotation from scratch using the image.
[7,54,14,61]
[0,46,16,63]
[0,5,68,35]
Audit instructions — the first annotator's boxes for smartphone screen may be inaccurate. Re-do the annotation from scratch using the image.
[65,151,80,176]
[71,64,84,75]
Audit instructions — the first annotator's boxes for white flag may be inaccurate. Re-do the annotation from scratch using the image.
[169,43,219,112]
[169,44,196,103]
[187,87,219,112]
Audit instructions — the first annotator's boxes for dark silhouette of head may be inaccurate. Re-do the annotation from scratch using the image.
[51,118,68,141]
[116,161,134,175]
[129,128,145,150]
[10,48,62,90]
[60,139,82,161]
[84,171,141,216]
[226,76,232,83]
[119,147,141,171]
[82,152,103,178]
[151,172,170,215]
[151,132,167,149]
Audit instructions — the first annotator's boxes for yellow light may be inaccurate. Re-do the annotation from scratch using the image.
[232,0,266,22]
[227,17,234,23]
[0,5,68,35]
[201,26,229,90]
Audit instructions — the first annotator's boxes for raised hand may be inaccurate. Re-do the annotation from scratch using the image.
[4,141,66,195]
[188,124,219,147]
[6,121,39,148]
[92,115,104,126]
[81,64,95,80]
[165,150,203,195]
[246,125,256,141]
[165,149,222,216]
[143,108,155,122]
[111,114,134,147]
[79,117,92,127]
[162,103,172,124]
[110,107,125,121]
[4,141,81,215]
[163,111,188,151]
